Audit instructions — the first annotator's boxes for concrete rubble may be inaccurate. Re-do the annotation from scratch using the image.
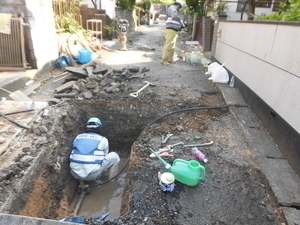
[54,64,149,100]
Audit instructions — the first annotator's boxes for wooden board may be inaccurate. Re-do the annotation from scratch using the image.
[9,90,32,101]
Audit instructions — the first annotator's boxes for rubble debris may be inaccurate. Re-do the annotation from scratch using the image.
[52,64,152,100]
[85,67,94,76]
[48,98,61,105]
[55,81,76,93]
[141,67,150,73]
[65,67,88,77]
[105,82,120,93]
[112,69,122,74]
[53,93,77,99]
[123,65,139,73]
[94,68,108,75]
[93,64,108,75]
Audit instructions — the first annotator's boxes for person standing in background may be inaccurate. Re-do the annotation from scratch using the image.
[161,1,184,66]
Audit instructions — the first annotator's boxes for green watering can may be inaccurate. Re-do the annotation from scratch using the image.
[150,149,206,186]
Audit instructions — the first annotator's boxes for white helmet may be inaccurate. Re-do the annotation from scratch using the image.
[86,117,102,128]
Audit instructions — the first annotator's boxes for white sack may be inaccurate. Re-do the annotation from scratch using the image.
[208,63,229,83]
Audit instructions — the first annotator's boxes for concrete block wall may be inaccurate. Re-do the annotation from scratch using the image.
[212,20,300,175]
[214,21,300,134]
[202,17,213,52]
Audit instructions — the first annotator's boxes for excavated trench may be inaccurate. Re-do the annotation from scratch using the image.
[1,94,228,222]
[3,98,159,219]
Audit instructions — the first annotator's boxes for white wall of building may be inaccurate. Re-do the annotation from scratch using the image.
[81,0,116,19]
[214,21,300,133]
[25,0,59,69]
[225,1,279,21]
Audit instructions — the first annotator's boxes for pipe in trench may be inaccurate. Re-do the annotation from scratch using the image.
[73,191,86,216]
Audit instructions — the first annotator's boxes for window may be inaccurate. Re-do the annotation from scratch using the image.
[256,0,272,8]
[273,0,285,11]
[237,0,248,12]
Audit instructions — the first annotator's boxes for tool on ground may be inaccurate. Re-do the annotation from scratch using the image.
[162,133,173,144]
[129,81,152,97]
[183,140,214,148]
[150,142,183,158]
[149,148,206,186]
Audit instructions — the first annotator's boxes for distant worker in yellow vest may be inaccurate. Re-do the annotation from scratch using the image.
[161,1,185,66]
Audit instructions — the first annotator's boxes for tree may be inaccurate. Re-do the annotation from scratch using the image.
[247,0,256,20]
[116,0,136,9]
[90,0,97,9]
[257,0,300,21]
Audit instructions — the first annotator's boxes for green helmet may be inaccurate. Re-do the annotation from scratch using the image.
[86,117,102,128]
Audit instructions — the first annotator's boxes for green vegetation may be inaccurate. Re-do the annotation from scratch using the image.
[53,0,83,33]
[116,0,136,9]
[58,13,83,33]
[208,2,229,16]
[103,24,117,34]
[185,0,206,18]
[257,0,300,21]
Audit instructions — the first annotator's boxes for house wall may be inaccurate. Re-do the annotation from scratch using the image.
[81,0,117,19]
[222,0,280,21]
[214,21,300,133]
[0,0,58,71]
[24,0,58,70]
[211,20,300,174]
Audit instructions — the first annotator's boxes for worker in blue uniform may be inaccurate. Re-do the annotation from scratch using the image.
[69,117,120,181]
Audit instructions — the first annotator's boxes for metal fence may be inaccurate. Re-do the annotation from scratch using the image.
[0,17,26,71]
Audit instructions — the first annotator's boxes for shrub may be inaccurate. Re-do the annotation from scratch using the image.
[257,0,300,21]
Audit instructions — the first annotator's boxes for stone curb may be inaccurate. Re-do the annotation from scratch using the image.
[217,83,300,224]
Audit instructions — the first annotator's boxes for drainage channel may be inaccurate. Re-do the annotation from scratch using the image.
[69,158,128,221]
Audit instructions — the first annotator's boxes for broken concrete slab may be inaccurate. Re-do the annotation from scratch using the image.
[55,81,76,93]
[85,67,94,77]
[141,67,150,73]
[105,83,120,93]
[93,64,108,75]
[123,65,139,73]
[48,98,61,105]
[81,91,93,99]
[260,158,300,207]
[53,93,77,99]
[282,207,300,225]
[217,85,248,106]
[65,67,88,77]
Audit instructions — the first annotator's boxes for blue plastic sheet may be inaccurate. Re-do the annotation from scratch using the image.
[60,212,110,224]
